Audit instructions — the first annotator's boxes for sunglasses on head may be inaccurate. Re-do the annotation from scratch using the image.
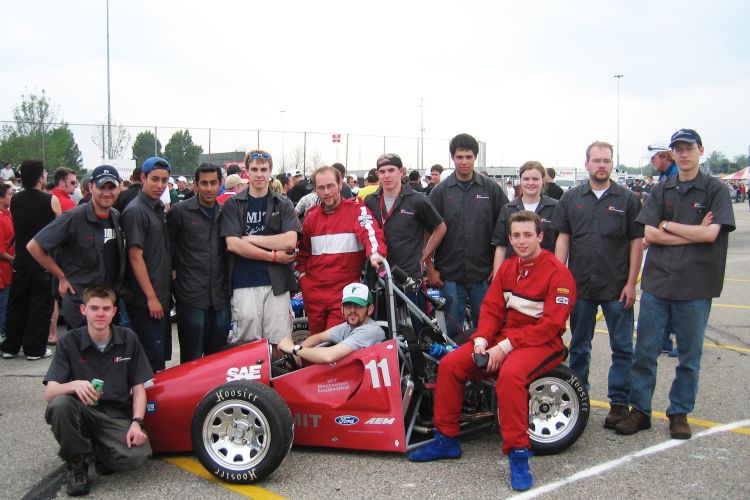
[249,153,271,160]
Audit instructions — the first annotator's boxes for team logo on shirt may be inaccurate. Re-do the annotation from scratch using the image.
[103,228,116,244]
[475,195,489,200]
[607,206,624,214]
[113,356,130,363]
[556,296,570,305]
[399,209,414,216]
[691,202,706,209]
[556,287,570,294]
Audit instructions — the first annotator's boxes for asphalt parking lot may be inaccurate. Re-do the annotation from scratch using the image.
[1,203,748,499]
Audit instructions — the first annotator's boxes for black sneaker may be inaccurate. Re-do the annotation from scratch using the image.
[66,457,90,496]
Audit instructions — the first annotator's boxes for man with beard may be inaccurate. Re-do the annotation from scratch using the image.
[28,166,126,329]
[278,282,384,363]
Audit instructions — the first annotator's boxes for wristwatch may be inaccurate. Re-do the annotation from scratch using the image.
[292,344,303,355]
[662,221,670,232]
[131,417,145,429]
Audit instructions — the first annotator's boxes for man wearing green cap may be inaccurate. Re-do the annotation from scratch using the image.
[278,282,384,364]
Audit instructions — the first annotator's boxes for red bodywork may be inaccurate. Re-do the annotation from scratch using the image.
[144,339,406,453]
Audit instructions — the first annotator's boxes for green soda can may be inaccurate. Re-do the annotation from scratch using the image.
[91,378,104,406]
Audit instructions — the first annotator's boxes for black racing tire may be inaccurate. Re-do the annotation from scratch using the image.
[527,364,589,455]
[191,381,294,483]
[292,317,310,344]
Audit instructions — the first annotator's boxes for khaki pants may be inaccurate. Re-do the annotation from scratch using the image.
[230,286,292,344]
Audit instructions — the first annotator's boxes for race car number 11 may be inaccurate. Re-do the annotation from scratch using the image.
[365,359,392,389]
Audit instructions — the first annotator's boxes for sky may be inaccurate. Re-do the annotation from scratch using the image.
[2,0,749,173]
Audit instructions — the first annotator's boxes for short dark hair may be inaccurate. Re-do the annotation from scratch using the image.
[194,163,223,183]
[0,184,11,198]
[20,160,46,189]
[366,168,378,184]
[130,166,142,182]
[430,164,444,174]
[83,284,117,305]
[53,166,75,186]
[546,167,556,179]
[508,210,542,235]
[449,133,479,157]
[275,173,290,187]
[331,163,346,176]
[226,164,240,176]
[408,170,421,182]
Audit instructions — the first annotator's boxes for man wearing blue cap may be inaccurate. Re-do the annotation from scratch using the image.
[121,157,173,371]
[617,129,735,439]
[28,166,126,329]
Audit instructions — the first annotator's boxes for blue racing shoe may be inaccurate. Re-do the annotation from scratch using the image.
[508,447,534,491]
[407,429,461,462]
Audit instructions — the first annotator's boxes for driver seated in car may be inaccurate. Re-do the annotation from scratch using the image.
[278,282,384,364]
[408,211,576,492]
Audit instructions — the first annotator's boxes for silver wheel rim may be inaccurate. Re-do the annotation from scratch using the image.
[527,376,579,443]
[202,399,271,471]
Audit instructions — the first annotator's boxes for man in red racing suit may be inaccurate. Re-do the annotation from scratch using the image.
[296,166,386,334]
[409,211,575,492]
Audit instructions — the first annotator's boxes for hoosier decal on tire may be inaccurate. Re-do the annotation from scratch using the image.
[191,381,293,483]
[527,365,589,455]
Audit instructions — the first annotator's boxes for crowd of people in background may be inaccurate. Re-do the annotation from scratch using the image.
[0,128,740,494]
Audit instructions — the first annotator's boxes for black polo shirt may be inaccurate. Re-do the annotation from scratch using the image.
[428,172,508,283]
[491,195,559,259]
[167,196,229,309]
[552,181,643,301]
[637,171,735,300]
[44,325,154,420]
[365,184,443,279]
[33,201,125,294]
[121,191,172,309]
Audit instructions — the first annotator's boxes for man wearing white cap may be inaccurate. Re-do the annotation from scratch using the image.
[174,176,193,203]
[278,282,384,364]
[216,174,248,205]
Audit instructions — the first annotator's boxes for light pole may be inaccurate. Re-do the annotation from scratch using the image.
[280,110,286,171]
[419,98,424,171]
[613,74,623,169]
[106,0,112,159]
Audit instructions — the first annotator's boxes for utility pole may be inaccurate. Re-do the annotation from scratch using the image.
[613,74,623,169]
[419,98,425,171]
[106,0,112,159]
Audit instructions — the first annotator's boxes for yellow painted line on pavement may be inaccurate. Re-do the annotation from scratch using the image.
[162,456,287,500]
[725,278,750,282]
[712,303,750,310]
[590,399,750,436]
[592,328,750,354]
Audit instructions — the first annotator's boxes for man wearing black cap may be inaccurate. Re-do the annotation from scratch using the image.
[617,129,735,440]
[28,166,126,329]
[121,157,173,371]
[366,154,446,332]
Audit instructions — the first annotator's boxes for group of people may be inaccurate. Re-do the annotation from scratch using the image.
[0,127,736,495]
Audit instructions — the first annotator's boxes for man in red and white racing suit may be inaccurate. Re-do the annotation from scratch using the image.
[296,166,386,334]
[409,211,575,492]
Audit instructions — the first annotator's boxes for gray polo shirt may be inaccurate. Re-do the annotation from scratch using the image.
[428,172,508,283]
[167,196,229,309]
[637,171,735,300]
[552,181,643,301]
[365,184,443,279]
[33,201,125,293]
[220,189,302,295]
[491,195,559,259]
[328,318,385,351]
[44,325,154,420]
[121,191,172,309]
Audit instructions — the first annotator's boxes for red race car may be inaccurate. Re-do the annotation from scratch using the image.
[143,264,589,484]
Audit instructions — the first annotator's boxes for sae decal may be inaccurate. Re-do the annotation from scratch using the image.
[335,415,359,426]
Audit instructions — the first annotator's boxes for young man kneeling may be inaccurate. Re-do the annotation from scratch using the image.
[408,211,576,492]
[43,285,154,496]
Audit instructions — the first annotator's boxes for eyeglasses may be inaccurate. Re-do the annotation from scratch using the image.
[249,153,271,160]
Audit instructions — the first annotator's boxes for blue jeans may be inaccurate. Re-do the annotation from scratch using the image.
[128,305,170,371]
[442,280,489,339]
[629,292,711,416]
[0,285,9,336]
[176,303,230,363]
[569,298,634,406]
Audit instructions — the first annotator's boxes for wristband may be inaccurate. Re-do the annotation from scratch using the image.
[662,221,670,233]
[293,344,303,355]
[131,417,145,429]
[272,250,277,263]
